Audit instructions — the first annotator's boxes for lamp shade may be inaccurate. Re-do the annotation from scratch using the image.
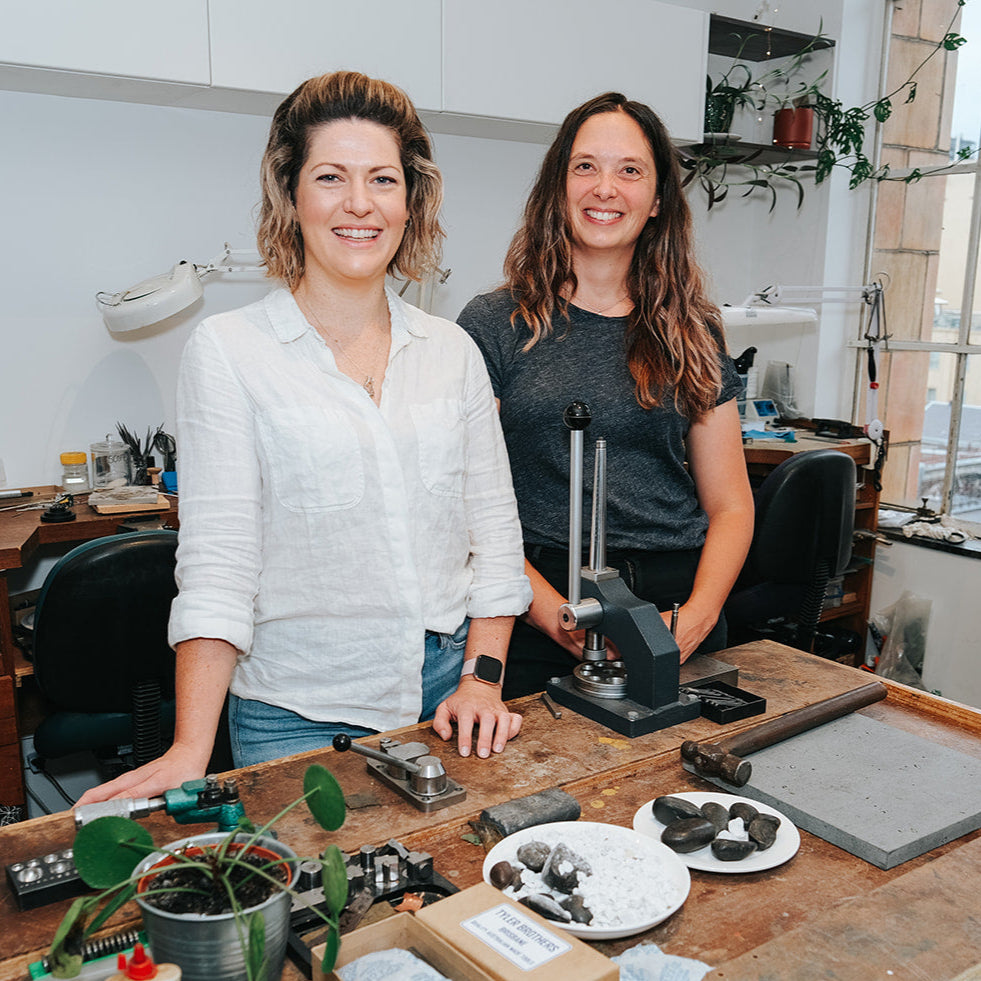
[97,261,204,332]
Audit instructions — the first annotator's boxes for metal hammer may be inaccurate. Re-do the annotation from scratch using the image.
[681,681,887,787]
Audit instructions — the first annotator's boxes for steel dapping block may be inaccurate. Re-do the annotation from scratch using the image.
[478,788,582,837]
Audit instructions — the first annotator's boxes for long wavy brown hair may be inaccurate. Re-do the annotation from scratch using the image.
[258,71,444,289]
[503,92,725,419]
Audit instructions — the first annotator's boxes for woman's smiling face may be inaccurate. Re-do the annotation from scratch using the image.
[565,110,660,262]
[293,118,408,289]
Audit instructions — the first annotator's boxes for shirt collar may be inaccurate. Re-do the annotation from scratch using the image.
[262,285,430,345]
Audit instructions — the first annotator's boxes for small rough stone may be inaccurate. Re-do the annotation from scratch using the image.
[541,842,591,893]
[561,894,593,924]
[515,841,551,872]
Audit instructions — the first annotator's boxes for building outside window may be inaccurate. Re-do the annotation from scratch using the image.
[867,0,981,524]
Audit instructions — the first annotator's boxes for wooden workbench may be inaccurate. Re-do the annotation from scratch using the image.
[2,641,980,981]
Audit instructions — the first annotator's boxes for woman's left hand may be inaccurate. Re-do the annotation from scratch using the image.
[660,602,718,664]
[431,678,522,759]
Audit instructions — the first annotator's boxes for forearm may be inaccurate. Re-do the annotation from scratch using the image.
[463,615,514,664]
[170,637,238,770]
[686,508,754,624]
[521,558,584,657]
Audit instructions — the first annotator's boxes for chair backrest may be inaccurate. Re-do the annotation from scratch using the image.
[32,530,178,713]
[749,449,857,585]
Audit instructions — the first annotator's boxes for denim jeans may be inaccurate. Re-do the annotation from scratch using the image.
[228,619,470,767]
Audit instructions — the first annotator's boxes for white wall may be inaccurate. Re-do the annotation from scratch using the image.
[0,91,545,495]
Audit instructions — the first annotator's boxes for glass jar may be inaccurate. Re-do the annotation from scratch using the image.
[59,451,90,494]
[90,435,133,488]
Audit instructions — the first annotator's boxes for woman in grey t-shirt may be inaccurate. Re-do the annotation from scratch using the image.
[459,92,754,700]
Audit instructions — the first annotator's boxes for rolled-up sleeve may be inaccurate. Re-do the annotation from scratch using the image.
[168,323,262,655]
[460,338,532,618]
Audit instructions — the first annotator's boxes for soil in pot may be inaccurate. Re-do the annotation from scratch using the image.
[139,844,290,916]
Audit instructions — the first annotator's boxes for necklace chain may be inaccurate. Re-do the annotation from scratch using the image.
[298,297,382,398]
[573,293,631,316]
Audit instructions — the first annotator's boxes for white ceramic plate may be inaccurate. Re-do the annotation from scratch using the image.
[633,792,800,874]
[702,132,743,143]
[482,821,690,940]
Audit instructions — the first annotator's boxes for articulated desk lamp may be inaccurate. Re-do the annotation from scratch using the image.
[95,244,451,332]
[544,402,736,738]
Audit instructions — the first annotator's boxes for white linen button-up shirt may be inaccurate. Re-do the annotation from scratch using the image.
[168,287,531,732]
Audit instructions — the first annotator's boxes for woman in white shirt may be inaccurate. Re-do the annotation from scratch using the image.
[79,71,531,803]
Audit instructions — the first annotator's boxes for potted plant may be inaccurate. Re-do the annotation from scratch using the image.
[703,36,783,137]
[49,765,348,981]
[770,70,829,149]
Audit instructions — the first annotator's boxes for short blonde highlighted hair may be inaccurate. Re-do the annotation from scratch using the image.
[258,71,444,288]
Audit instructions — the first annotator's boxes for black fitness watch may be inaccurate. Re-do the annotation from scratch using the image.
[460,655,504,686]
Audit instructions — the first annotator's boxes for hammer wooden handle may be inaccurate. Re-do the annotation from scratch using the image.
[682,680,887,786]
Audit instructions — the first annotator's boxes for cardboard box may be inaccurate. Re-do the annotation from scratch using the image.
[313,912,497,981]
[313,884,618,981]
[418,883,618,981]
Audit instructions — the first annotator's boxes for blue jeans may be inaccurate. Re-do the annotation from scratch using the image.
[228,620,469,767]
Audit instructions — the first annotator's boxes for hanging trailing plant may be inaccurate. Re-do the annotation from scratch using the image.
[682,1,972,210]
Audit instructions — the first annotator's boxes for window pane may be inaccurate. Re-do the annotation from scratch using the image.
[951,358,981,520]
[950,0,981,157]
[874,350,956,509]
[934,172,969,337]
[934,171,981,344]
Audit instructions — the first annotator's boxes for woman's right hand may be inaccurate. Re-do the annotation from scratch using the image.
[74,745,212,806]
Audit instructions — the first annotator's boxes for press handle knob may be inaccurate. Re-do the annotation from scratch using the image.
[332,733,423,775]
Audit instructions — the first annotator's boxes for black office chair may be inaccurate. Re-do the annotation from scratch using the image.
[725,449,856,654]
[31,530,179,772]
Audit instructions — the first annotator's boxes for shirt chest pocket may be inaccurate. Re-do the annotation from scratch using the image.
[256,405,364,512]
[410,399,465,498]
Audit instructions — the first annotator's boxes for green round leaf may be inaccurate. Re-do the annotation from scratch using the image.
[303,765,346,831]
[321,844,348,917]
[73,817,154,888]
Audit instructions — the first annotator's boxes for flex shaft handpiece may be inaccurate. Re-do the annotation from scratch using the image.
[74,775,245,830]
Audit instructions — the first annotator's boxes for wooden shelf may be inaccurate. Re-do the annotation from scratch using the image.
[677,140,819,167]
[709,14,835,62]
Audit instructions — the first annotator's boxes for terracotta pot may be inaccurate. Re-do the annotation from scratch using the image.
[773,107,815,149]
[134,832,297,981]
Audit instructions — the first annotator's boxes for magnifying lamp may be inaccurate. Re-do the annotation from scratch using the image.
[96,244,452,332]
[96,245,262,333]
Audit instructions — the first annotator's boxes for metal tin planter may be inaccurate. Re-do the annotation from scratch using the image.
[134,832,297,981]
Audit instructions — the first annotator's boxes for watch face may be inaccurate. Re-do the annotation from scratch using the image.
[475,655,503,684]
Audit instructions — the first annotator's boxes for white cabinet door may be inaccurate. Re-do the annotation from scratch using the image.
[443,0,706,141]
[0,0,210,83]
[208,0,442,111]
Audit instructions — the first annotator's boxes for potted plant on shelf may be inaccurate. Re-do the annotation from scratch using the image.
[770,69,829,149]
[703,36,784,139]
[49,765,348,981]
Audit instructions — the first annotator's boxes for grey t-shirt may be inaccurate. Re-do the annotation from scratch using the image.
[458,290,742,552]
